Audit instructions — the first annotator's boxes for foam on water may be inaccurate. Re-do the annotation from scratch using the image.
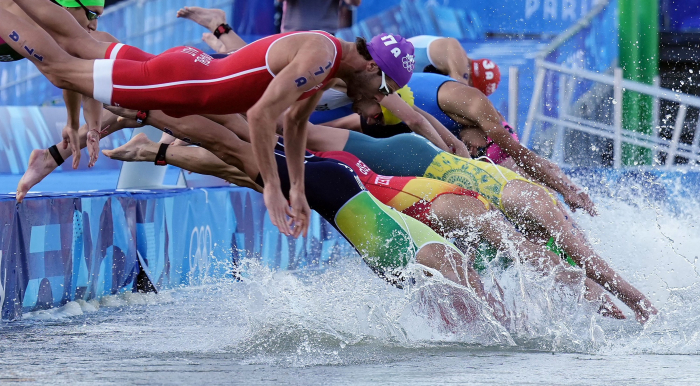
[204,182,700,360]
[2,181,699,372]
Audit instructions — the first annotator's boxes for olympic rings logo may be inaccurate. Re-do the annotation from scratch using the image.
[402,53,415,72]
[188,225,212,282]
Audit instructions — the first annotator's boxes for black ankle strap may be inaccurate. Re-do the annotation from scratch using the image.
[213,23,232,39]
[48,145,65,166]
[154,143,169,166]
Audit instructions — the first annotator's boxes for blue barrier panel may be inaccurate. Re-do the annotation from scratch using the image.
[0,187,357,320]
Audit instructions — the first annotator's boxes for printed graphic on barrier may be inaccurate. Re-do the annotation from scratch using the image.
[0,187,357,320]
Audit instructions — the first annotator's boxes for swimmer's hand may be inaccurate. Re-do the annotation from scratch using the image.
[61,125,82,169]
[264,185,294,236]
[563,187,598,216]
[288,187,310,238]
[86,129,101,168]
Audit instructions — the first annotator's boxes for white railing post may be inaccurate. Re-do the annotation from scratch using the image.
[652,75,661,164]
[692,118,700,166]
[667,104,687,167]
[613,68,623,168]
[508,66,519,131]
[523,65,547,148]
[552,73,568,163]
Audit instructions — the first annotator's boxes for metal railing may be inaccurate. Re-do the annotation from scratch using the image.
[522,0,700,168]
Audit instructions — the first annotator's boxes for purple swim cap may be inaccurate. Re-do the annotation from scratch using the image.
[366,33,415,89]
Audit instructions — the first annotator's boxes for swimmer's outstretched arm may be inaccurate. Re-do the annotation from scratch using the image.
[445,85,597,216]
[0,9,96,94]
[12,0,111,59]
[413,105,471,158]
[247,39,336,238]
[379,94,450,152]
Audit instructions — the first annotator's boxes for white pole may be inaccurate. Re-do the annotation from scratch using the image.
[613,68,623,169]
[553,73,567,164]
[652,75,661,165]
[508,66,519,131]
[692,117,700,166]
[523,65,547,148]
[667,104,687,167]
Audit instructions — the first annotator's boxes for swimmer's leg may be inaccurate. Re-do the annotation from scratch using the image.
[176,6,246,52]
[431,194,624,319]
[105,107,256,177]
[12,0,111,58]
[0,8,95,95]
[16,109,123,203]
[103,133,261,192]
[335,192,489,297]
[501,179,657,324]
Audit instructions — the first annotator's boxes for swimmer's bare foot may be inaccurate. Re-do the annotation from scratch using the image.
[16,149,60,203]
[102,133,156,162]
[202,32,225,53]
[176,6,226,32]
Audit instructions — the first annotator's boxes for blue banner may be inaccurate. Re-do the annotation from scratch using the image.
[0,187,356,320]
[336,0,484,42]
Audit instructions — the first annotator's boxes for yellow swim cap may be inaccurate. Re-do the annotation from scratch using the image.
[56,0,105,7]
[381,85,415,126]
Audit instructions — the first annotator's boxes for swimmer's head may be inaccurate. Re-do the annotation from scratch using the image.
[351,35,414,102]
[352,99,384,126]
[56,0,104,32]
[470,59,501,96]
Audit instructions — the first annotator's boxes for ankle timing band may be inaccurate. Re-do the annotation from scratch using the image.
[154,143,169,166]
[48,145,65,166]
[213,23,232,39]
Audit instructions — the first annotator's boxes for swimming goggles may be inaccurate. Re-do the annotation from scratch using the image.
[75,0,100,21]
[379,71,392,96]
